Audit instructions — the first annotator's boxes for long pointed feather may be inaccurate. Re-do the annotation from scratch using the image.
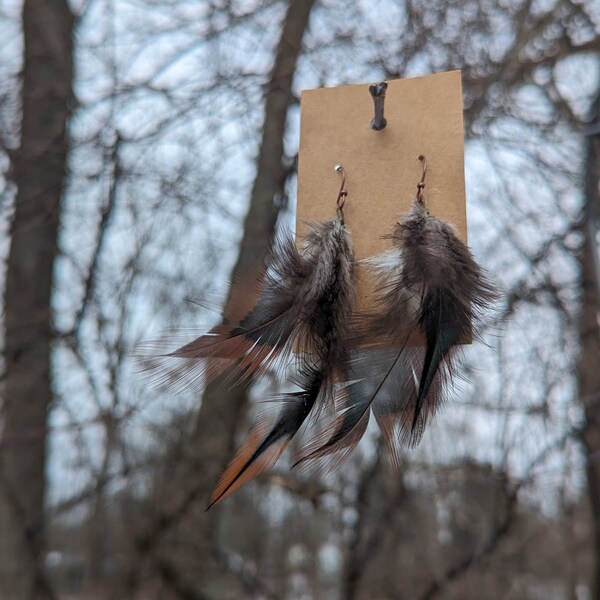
[207,370,324,509]
[291,346,393,468]
[412,290,461,430]
[355,198,497,452]
[292,374,370,470]
[399,200,497,433]
[207,218,357,505]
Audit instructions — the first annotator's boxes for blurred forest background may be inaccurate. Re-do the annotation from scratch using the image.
[1,0,600,599]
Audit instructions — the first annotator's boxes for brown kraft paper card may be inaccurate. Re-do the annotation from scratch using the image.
[296,70,468,342]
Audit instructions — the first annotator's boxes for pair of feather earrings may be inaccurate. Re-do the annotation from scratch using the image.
[151,157,496,508]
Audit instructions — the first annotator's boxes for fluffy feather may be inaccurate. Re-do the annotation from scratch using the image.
[296,196,497,467]
[139,220,355,392]
[207,217,356,507]
[384,198,497,436]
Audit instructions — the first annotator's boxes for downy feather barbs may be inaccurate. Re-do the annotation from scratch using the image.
[296,196,497,469]
[139,219,355,393]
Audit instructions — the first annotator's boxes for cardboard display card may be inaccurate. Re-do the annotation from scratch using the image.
[296,70,467,315]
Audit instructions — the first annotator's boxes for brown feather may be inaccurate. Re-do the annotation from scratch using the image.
[364,197,498,446]
[207,218,357,506]
[138,220,356,392]
[294,196,497,467]
[208,428,289,509]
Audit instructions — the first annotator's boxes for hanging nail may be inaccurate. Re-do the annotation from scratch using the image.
[369,81,388,131]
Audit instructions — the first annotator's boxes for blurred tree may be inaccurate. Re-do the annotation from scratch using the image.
[579,71,600,599]
[119,1,316,597]
[0,1,599,599]
[0,1,73,599]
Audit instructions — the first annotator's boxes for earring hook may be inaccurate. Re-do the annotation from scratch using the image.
[416,154,427,203]
[334,164,347,223]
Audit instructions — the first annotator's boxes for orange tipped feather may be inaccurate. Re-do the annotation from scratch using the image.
[208,368,327,508]
[207,426,289,509]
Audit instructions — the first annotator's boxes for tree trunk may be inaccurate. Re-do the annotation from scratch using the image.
[0,2,73,599]
[124,1,316,595]
[190,0,316,499]
[578,87,600,599]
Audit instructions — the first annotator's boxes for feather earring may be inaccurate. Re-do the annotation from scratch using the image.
[295,155,497,469]
[140,166,355,394]
[207,165,357,508]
